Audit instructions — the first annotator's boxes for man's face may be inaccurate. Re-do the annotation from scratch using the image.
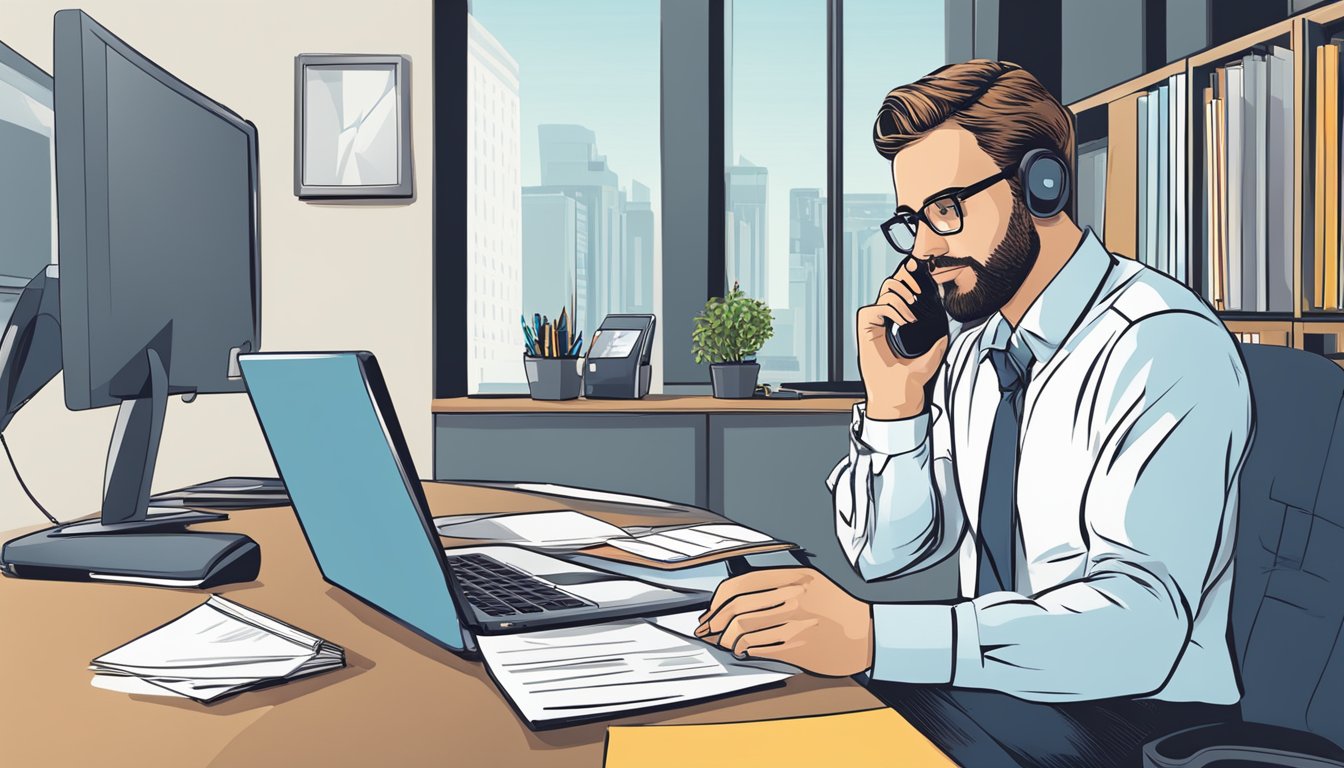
[891,124,1039,322]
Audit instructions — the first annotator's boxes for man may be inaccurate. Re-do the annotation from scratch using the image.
[694,60,1254,766]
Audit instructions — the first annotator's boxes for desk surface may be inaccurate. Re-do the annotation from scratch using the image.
[431,394,861,414]
[0,481,927,767]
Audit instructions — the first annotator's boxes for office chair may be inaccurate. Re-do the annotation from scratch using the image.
[1144,343,1344,767]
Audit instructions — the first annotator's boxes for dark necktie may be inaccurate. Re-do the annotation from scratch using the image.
[975,345,1032,597]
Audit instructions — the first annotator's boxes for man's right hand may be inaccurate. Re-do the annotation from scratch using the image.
[857,258,949,421]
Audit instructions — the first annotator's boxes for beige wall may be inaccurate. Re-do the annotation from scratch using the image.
[0,0,435,533]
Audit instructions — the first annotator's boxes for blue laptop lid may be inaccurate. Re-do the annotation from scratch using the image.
[239,352,464,651]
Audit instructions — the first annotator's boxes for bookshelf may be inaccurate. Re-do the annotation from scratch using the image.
[1067,3,1344,364]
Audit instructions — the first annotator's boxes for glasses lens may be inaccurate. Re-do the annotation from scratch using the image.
[883,215,917,253]
[923,197,961,234]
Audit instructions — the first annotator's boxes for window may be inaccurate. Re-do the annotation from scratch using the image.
[467,1,661,394]
[840,0,946,380]
[726,0,828,385]
[723,0,947,385]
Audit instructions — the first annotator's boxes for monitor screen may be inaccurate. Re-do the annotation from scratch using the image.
[55,10,260,410]
[0,42,54,328]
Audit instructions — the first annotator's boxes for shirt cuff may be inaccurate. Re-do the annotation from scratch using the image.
[869,602,954,684]
[855,403,930,456]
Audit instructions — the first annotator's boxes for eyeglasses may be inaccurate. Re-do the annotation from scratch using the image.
[879,162,1017,255]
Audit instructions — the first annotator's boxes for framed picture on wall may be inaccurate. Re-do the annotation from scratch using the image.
[294,54,412,200]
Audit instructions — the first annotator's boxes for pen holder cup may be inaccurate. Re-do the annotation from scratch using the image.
[524,356,582,400]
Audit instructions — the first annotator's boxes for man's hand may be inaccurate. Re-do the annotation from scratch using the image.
[858,258,948,420]
[693,568,874,677]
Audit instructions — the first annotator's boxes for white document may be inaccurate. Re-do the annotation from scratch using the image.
[476,614,793,726]
[504,482,680,510]
[607,523,778,563]
[435,510,627,550]
[91,596,344,702]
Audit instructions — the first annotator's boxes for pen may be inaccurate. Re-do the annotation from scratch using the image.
[521,316,537,356]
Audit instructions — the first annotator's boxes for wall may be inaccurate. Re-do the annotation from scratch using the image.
[0,0,434,533]
[1061,0,1145,104]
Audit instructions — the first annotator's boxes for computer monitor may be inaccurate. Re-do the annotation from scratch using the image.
[0,10,262,587]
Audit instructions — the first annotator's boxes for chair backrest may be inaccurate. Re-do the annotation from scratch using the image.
[1233,343,1344,747]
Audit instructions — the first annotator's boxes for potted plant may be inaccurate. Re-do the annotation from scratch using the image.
[692,282,774,398]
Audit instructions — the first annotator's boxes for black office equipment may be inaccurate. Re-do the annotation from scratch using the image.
[887,258,949,359]
[583,314,655,399]
[0,10,262,588]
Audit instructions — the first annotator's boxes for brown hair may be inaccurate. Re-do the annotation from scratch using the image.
[873,60,1075,206]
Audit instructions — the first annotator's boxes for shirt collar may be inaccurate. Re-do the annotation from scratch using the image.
[977,227,1113,368]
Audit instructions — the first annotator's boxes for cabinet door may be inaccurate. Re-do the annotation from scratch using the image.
[435,413,707,508]
[709,413,958,603]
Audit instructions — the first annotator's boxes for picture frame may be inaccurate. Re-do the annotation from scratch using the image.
[293,54,412,200]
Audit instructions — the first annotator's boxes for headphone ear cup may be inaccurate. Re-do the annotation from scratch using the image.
[1019,148,1070,218]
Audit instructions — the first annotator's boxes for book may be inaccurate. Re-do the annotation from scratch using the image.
[1317,44,1328,310]
[1227,63,1244,311]
[90,595,345,702]
[1157,84,1170,275]
[1328,43,1341,310]
[1268,47,1295,313]
[1137,93,1149,267]
[1244,54,1268,312]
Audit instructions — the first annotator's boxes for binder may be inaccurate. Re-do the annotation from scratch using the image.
[1138,93,1150,268]
[1268,47,1295,313]
[1227,63,1244,311]
[1326,43,1340,311]
[1316,45,1327,310]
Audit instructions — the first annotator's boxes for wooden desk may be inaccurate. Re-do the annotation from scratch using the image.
[0,482,934,767]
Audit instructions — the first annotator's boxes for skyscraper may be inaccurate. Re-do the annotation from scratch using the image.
[790,188,827,381]
[521,189,586,319]
[536,124,624,335]
[467,15,522,392]
[726,158,768,301]
[624,180,655,313]
[842,193,898,380]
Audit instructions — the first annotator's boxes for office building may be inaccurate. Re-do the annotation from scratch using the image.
[726,158,768,301]
[536,124,626,335]
[467,14,522,391]
[624,180,655,314]
[521,189,586,320]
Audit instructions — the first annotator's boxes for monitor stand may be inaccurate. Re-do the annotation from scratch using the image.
[0,349,260,587]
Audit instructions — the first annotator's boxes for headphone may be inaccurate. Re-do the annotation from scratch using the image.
[1017,147,1071,219]
[936,63,1073,219]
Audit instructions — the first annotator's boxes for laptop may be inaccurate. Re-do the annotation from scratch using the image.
[237,351,710,654]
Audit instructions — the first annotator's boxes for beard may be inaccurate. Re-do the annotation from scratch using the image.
[938,192,1041,323]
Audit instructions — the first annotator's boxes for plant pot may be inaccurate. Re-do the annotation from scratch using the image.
[709,362,760,399]
[524,356,582,400]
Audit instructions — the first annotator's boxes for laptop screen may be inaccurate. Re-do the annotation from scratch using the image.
[239,352,464,651]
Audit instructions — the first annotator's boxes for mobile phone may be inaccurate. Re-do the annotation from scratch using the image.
[886,258,950,358]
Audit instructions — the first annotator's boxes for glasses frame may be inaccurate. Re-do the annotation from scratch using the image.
[880,162,1018,255]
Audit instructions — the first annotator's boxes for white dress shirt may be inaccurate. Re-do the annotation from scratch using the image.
[829,230,1253,704]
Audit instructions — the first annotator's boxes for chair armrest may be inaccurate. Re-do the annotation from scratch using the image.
[1145,722,1344,768]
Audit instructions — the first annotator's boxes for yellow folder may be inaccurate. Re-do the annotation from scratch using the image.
[603,708,955,768]
[1327,44,1341,310]
[1317,45,1328,310]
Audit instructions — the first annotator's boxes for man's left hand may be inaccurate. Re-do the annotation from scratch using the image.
[693,567,874,677]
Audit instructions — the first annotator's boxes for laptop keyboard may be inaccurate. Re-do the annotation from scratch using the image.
[446,552,592,617]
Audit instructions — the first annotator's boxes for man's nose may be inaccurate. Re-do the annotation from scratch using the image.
[912,226,949,262]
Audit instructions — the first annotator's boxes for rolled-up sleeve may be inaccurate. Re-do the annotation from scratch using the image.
[829,361,966,583]
[921,313,1253,701]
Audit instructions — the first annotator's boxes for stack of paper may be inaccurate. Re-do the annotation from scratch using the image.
[435,510,629,550]
[608,524,780,563]
[90,596,344,702]
[436,511,790,564]
[477,611,794,727]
